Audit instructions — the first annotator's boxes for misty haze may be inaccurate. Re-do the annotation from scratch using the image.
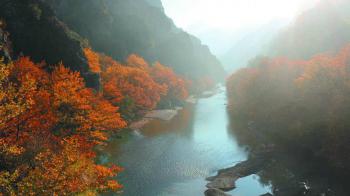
[1,0,350,196]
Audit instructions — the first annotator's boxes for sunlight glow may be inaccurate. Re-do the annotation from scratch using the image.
[162,0,318,31]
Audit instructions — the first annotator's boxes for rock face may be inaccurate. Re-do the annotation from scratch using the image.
[0,21,12,62]
[0,0,99,88]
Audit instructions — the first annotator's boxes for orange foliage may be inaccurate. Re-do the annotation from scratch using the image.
[84,50,189,112]
[103,78,124,105]
[84,48,101,73]
[150,62,188,101]
[126,54,149,69]
[1,49,189,195]
[101,55,167,110]
[51,65,126,138]
[0,57,124,195]
[17,135,123,195]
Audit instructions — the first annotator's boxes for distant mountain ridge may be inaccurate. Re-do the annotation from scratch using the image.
[268,0,350,59]
[221,21,286,72]
[223,0,350,71]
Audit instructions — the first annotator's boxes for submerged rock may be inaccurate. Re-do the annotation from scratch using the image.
[206,176,238,191]
[205,188,231,196]
[260,193,273,196]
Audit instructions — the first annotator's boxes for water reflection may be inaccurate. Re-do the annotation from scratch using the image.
[229,115,350,196]
[101,89,270,196]
[231,175,271,196]
[141,104,195,138]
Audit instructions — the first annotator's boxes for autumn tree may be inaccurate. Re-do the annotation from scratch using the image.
[126,54,149,69]
[84,48,101,74]
[149,62,188,107]
[0,57,125,195]
[101,55,167,111]
[84,49,189,117]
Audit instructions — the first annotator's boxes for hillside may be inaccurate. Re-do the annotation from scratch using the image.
[46,0,225,82]
[0,0,99,88]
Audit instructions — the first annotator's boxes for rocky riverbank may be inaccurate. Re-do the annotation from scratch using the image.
[205,150,273,196]
[128,109,180,130]
[129,95,200,130]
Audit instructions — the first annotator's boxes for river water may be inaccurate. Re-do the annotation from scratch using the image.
[101,88,271,196]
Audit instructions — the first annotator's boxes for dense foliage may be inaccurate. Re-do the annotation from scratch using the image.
[84,49,189,118]
[227,44,350,170]
[0,58,125,195]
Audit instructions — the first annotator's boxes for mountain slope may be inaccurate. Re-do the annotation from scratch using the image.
[47,0,225,82]
[0,0,99,88]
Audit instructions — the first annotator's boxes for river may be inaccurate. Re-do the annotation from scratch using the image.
[100,87,271,196]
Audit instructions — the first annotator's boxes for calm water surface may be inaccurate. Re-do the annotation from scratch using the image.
[101,88,271,196]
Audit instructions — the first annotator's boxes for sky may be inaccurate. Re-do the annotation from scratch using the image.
[161,0,319,55]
